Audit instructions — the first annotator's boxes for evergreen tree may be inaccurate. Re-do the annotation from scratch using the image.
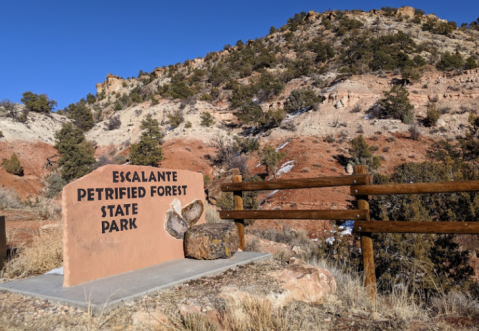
[54,122,96,182]
[65,100,94,131]
[86,93,96,105]
[2,153,24,176]
[129,115,164,166]
[378,86,415,123]
[21,91,57,113]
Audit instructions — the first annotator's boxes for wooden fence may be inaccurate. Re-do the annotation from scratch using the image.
[0,216,5,271]
[219,165,479,302]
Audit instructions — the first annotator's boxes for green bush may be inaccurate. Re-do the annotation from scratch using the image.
[21,91,57,113]
[114,101,122,111]
[54,123,96,182]
[260,146,285,178]
[369,162,477,296]
[167,110,184,128]
[349,135,381,170]
[200,112,215,127]
[129,115,164,167]
[284,89,321,113]
[425,103,440,127]
[2,153,24,176]
[465,56,478,70]
[233,136,260,154]
[184,121,192,129]
[44,173,67,198]
[436,52,463,71]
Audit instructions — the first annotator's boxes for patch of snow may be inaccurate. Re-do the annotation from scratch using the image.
[276,160,295,176]
[284,107,310,121]
[325,222,354,245]
[364,115,371,119]
[327,85,337,92]
[276,141,289,151]
[45,267,64,275]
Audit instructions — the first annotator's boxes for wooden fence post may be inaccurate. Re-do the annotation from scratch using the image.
[354,165,377,303]
[233,175,245,250]
[0,216,6,270]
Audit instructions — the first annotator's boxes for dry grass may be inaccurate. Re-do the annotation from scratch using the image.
[2,226,63,278]
[205,205,227,224]
[0,188,22,209]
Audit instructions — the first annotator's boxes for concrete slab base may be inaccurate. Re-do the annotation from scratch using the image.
[0,252,272,313]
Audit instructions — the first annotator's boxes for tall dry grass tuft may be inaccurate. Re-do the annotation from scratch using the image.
[2,226,63,278]
[205,205,227,224]
[0,188,22,209]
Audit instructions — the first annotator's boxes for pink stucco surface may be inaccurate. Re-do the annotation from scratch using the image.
[62,165,205,287]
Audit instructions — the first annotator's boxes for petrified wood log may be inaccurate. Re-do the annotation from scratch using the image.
[165,209,188,239]
[181,199,204,227]
[184,223,238,260]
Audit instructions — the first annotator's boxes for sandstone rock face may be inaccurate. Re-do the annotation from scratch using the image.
[267,263,337,305]
[346,163,354,175]
[185,223,239,260]
[397,6,415,19]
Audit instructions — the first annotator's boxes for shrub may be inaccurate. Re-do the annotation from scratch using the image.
[465,56,478,70]
[284,89,322,113]
[233,136,259,154]
[86,93,96,105]
[349,135,381,170]
[129,114,164,166]
[226,155,250,178]
[2,153,24,176]
[105,115,122,130]
[44,173,67,199]
[167,110,184,128]
[425,103,440,127]
[0,188,22,209]
[436,52,463,71]
[200,112,215,127]
[260,146,286,178]
[408,122,421,140]
[54,123,96,182]
[369,162,477,295]
[20,91,57,113]
[184,121,192,129]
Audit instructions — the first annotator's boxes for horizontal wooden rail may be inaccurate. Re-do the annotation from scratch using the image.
[351,180,479,196]
[354,221,479,234]
[221,175,369,192]
[220,209,369,220]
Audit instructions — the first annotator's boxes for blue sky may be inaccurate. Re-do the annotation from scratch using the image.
[1,0,478,110]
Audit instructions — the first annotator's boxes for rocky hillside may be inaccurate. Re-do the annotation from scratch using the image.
[1,6,479,203]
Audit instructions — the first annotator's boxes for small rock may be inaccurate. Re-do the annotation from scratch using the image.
[346,163,354,175]
[132,311,168,328]
[179,305,202,315]
[292,246,303,256]
[267,263,337,305]
[184,223,239,260]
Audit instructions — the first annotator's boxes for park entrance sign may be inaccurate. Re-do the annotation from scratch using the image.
[62,165,205,286]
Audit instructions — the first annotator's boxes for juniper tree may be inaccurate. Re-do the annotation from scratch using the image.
[2,153,24,176]
[54,122,96,182]
[129,114,164,166]
[378,85,415,124]
[260,145,285,178]
[21,91,57,113]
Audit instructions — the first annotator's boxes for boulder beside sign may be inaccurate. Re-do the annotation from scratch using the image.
[62,165,206,287]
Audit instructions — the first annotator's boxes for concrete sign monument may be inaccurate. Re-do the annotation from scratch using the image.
[62,165,205,286]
